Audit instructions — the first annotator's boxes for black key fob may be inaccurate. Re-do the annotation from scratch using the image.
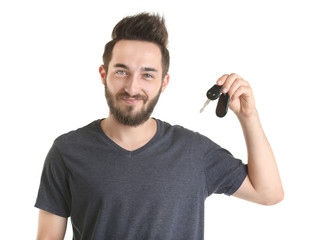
[207,85,223,100]
[216,93,230,118]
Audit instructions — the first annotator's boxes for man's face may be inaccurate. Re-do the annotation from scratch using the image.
[101,40,169,126]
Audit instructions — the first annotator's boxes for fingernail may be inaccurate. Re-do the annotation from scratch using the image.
[222,88,228,93]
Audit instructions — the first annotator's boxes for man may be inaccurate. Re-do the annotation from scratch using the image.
[35,13,283,239]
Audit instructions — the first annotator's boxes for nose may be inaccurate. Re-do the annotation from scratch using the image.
[124,74,139,96]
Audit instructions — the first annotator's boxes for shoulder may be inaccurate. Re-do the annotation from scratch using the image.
[156,119,218,150]
[157,119,197,137]
[156,118,210,140]
[53,119,102,149]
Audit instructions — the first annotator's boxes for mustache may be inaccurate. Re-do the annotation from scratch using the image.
[116,92,148,102]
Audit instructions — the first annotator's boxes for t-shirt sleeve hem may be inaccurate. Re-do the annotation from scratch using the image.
[225,170,248,196]
[34,202,70,218]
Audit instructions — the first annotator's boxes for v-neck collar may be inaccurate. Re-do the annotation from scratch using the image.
[96,118,161,158]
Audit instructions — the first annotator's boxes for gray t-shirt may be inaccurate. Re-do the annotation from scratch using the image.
[35,119,247,240]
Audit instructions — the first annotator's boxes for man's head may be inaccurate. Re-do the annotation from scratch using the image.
[102,12,170,79]
[100,13,170,127]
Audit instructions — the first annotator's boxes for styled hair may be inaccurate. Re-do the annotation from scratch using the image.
[102,12,170,78]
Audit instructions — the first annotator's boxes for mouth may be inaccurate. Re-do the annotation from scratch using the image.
[121,97,141,105]
[118,93,148,105]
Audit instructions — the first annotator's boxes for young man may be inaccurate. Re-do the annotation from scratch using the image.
[35,13,283,240]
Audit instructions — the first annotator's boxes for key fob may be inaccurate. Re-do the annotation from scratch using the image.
[207,85,223,100]
[216,93,230,118]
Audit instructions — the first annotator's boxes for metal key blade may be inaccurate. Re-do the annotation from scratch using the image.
[200,99,210,113]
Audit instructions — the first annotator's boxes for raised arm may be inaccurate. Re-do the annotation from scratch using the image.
[37,210,67,240]
[217,73,284,205]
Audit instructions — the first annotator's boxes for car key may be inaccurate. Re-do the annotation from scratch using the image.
[200,84,223,113]
[216,93,230,118]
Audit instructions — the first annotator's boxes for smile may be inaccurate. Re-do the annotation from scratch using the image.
[122,97,142,104]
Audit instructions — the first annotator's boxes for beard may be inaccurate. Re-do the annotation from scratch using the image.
[104,82,162,127]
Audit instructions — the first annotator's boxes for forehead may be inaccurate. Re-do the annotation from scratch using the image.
[110,40,162,70]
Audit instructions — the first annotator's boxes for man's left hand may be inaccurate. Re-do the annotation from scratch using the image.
[217,73,256,119]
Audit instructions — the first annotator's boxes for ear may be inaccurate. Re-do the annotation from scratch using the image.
[99,65,106,84]
[161,74,170,92]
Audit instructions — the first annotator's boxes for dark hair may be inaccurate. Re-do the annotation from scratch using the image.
[102,12,170,78]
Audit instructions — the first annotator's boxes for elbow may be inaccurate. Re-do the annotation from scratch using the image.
[261,189,284,206]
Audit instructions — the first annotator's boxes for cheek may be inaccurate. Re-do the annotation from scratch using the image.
[106,78,124,93]
[143,82,161,97]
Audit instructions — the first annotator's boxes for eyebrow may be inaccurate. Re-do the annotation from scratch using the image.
[113,63,129,69]
[113,63,158,73]
[141,67,158,73]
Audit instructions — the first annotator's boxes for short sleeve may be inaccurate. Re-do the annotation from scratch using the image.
[34,143,71,218]
[205,147,247,197]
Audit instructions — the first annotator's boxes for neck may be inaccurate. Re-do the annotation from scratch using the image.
[101,115,157,151]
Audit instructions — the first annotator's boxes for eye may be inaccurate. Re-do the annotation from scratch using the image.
[116,70,127,75]
[143,73,153,79]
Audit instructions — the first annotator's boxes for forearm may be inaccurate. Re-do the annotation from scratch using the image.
[238,109,284,204]
[216,73,283,204]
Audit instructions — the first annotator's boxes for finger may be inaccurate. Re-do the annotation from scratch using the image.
[231,85,252,101]
[221,73,241,94]
[228,78,249,99]
[216,74,229,86]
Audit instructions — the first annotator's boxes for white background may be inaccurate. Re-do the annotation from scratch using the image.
[1,0,313,239]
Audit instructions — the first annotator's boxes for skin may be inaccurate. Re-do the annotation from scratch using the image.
[216,74,284,205]
[37,40,283,239]
[99,40,169,151]
[37,210,67,240]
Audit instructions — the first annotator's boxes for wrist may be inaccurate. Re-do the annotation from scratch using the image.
[237,108,260,128]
